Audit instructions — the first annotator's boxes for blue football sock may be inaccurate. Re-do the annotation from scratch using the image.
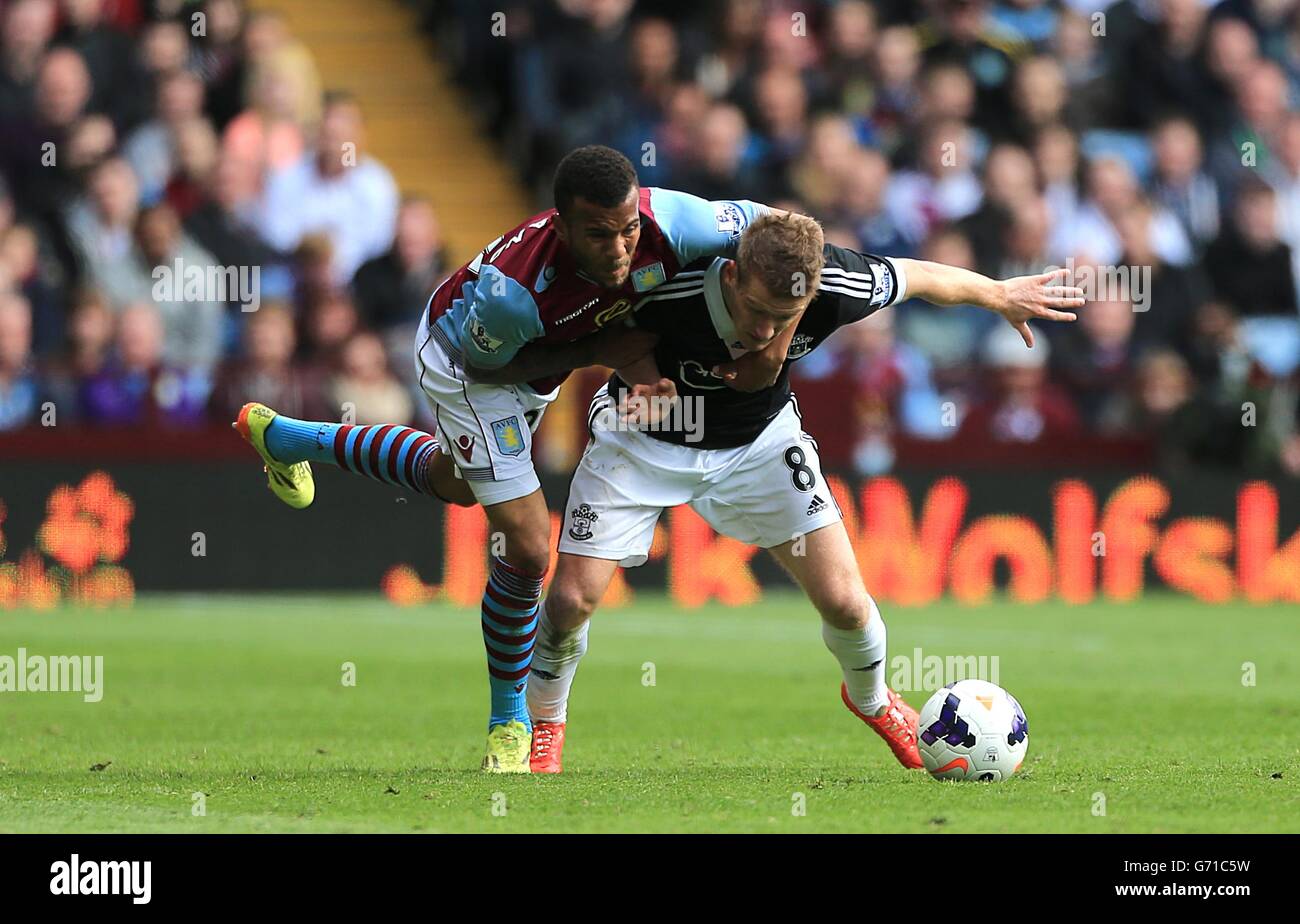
[264,417,441,495]
[481,556,544,730]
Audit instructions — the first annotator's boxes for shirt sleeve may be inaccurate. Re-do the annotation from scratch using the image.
[647,187,768,264]
[458,265,546,369]
[818,245,908,327]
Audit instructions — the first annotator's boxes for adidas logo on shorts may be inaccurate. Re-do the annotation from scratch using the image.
[806,494,829,516]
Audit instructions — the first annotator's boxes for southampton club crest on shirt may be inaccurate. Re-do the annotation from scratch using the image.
[568,503,599,541]
[787,333,815,359]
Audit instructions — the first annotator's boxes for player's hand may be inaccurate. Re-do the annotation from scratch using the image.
[619,378,678,427]
[998,268,1085,348]
[592,324,659,370]
[713,348,784,392]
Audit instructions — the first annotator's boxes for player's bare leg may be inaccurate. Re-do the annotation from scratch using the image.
[768,523,923,770]
[476,487,554,772]
[525,552,621,772]
[426,449,476,506]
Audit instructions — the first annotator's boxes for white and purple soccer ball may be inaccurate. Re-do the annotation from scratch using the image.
[917,679,1029,782]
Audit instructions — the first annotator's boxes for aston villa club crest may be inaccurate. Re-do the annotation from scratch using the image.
[631,262,666,292]
[491,416,525,456]
[568,503,599,541]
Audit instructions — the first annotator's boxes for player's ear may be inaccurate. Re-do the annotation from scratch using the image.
[553,212,569,245]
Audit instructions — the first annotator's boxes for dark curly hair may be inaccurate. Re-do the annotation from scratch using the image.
[552,145,639,217]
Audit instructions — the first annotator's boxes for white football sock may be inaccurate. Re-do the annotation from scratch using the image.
[822,596,889,716]
[526,600,589,724]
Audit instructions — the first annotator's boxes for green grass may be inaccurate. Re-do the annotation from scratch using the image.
[0,593,1296,833]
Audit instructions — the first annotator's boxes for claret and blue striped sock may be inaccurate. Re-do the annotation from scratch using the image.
[481,556,545,731]
[264,416,442,495]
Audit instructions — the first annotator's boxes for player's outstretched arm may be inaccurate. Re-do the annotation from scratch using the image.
[466,323,659,384]
[894,259,1084,348]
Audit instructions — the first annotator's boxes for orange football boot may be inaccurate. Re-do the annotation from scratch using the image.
[842,684,924,770]
[529,721,566,774]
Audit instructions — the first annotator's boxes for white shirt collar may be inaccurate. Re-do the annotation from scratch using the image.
[704,259,748,358]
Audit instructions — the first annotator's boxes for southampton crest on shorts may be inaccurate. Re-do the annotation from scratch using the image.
[568,503,599,541]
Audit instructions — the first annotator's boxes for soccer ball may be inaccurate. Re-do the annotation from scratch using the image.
[917,679,1029,782]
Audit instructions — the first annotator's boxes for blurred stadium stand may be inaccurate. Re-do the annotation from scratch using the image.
[0,0,1298,478]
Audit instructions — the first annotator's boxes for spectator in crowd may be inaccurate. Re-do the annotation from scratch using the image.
[163,116,220,218]
[1204,178,1298,318]
[790,115,861,218]
[121,69,206,204]
[870,24,922,156]
[0,45,94,219]
[958,322,1081,444]
[920,0,1025,137]
[1052,155,1193,267]
[1114,197,1211,349]
[1269,111,1300,310]
[748,65,812,183]
[329,330,412,426]
[0,0,55,121]
[2,220,62,353]
[893,226,996,382]
[0,291,38,430]
[352,195,446,336]
[80,301,209,427]
[191,0,247,130]
[259,92,398,285]
[960,142,1039,275]
[822,0,877,122]
[1053,295,1139,428]
[92,202,224,371]
[185,153,283,274]
[55,0,145,131]
[209,300,328,423]
[886,118,984,246]
[67,156,138,285]
[1205,177,1300,379]
[671,102,771,203]
[222,51,309,177]
[1121,0,1221,133]
[299,287,359,377]
[1150,115,1221,253]
[1032,122,1082,236]
[41,286,111,422]
[834,146,910,256]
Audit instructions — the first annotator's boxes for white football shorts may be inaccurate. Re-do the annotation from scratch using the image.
[558,384,843,566]
[414,312,559,506]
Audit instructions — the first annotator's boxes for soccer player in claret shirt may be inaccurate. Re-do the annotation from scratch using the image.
[496,212,1082,773]
[233,146,787,772]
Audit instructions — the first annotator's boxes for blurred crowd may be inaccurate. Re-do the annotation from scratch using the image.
[2,0,1299,478]
[440,0,1300,474]
[0,0,444,438]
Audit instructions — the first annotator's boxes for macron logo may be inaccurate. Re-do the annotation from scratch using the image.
[50,855,151,904]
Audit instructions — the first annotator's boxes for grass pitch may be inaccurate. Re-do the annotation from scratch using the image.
[0,592,1295,833]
